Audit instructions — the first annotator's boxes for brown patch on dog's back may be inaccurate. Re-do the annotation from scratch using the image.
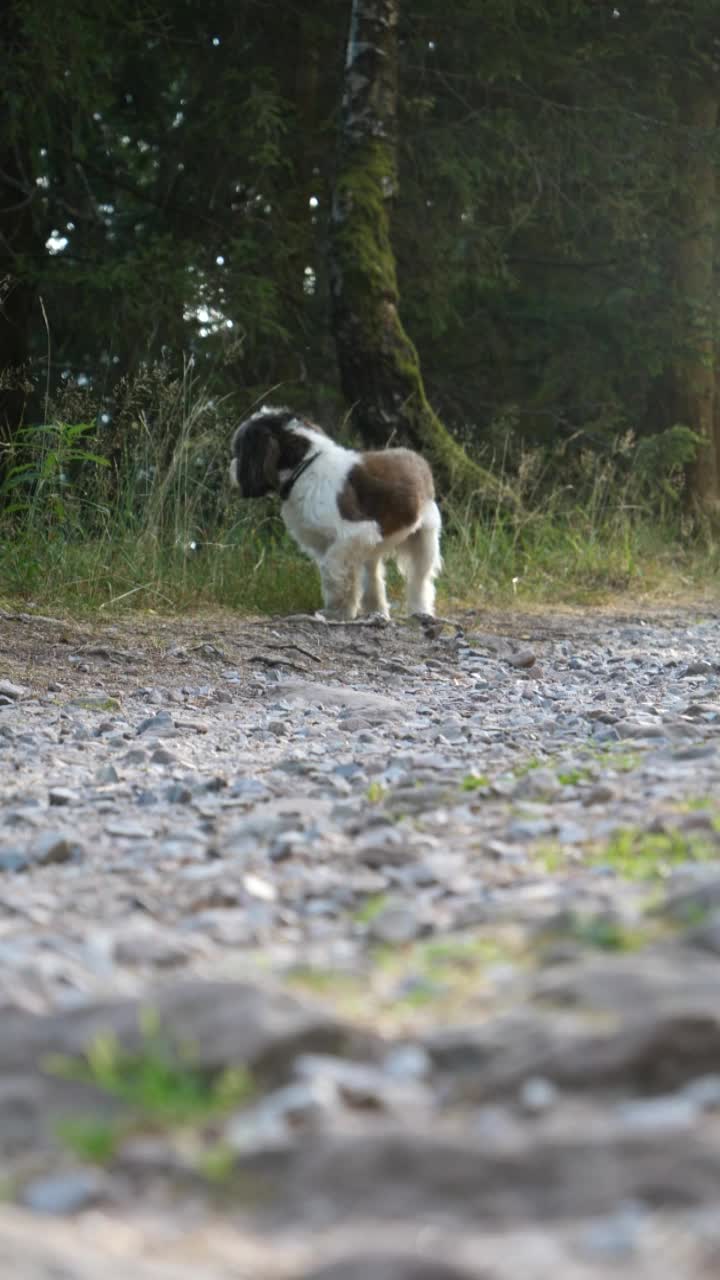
[337,449,434,537]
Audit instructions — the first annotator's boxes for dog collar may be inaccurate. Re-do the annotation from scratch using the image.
[279,451,320,501]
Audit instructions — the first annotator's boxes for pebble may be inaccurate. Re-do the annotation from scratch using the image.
[20,1169,110,1215]
[682,1075,720,1110]
[368,905,424,946]
[519,1075,559,1113]
[31,833,83,865]
[0,679,30,700]
[225,1079,337,1155]
[294,1054,432,1111]
[0,849,29,873]
[577,1202,646,1262]
[616,1094,700,1135]
[2,609,720,1270]
[136,711,176,736]
[48,787,75,807]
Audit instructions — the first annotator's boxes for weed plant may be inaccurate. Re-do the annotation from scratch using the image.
[1,368,717,616]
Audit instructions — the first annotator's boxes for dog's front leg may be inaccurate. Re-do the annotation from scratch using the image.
[317,544,362,620]
[361,554,390,619]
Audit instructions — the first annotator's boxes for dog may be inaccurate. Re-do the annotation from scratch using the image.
[228,406,442,619]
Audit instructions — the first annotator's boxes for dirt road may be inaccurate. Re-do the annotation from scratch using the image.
[1,603,720,1278]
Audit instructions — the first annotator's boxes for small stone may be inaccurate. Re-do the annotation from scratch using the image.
[613,719,666,739]
[114,932,188,967]
[228,777,270,800]
[683,1075,720,1110]
[301,1259,474,1280]
[225,1078,336,1155]
[519,1075,558,1113]
[583,782,616,806]
[151,746,177,764]
[512,768,561,800]
[368,906,423,946]
[21,1168,110,1215]
[382,1043,432,1081]
[0,849,29,873]
[577,1203,645,1263]
[356,834,418,868]
[294,1054,431,1111]
[616,1094,699,1135]
[48,787,75,807]
[659,877,720,923]
[507,649,536,669]
[687,911,720,956]
[95,763,120,784]
[243,873,277,902]
[136,711,175,736]
[104,820,152,839]
[31,832,83,865]
[673,743,717,761]
[506,817,554,841]
[0,679,29,700]
[681,661,714,677]
[173,717,209,733]
[164,782,193,804]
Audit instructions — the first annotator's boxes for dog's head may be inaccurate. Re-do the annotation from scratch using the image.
[228,406,322,498]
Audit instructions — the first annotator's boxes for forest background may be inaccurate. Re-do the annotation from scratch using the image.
[1,0,719,615]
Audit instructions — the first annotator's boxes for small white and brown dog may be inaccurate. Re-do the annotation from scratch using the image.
[229,406,442,619]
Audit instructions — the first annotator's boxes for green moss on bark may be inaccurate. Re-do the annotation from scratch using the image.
[330,1,505,502]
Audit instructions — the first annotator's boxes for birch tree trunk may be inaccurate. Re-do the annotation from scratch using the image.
[329,0,503,500]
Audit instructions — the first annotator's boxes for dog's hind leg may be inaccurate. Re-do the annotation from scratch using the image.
[396,502,442,617]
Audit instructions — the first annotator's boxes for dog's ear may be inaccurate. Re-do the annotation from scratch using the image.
[262,431,281,488]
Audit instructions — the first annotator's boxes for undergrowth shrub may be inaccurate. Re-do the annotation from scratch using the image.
[0,367,717,615]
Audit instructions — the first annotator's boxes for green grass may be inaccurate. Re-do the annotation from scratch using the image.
[592,749,642,773]
[559,915,650,952]
[512,756,545,778]
[286,930,527,1026]
[5,510,714,616]
[47,1014,254,1163]
[539,824,720,882]
[366,781,387,805]
[460,773,491,791]
[592,826,720,880]
[675,795,718,812]
[1,391,719,615]
[352,893,389,923]
[55,1117,123,1164]
[48,1026,253,1123]
[557,766,594,786]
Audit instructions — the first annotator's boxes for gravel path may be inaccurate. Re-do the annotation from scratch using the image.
[2,602,720,1279]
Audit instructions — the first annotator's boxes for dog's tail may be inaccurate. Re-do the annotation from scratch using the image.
[396,501,442,615]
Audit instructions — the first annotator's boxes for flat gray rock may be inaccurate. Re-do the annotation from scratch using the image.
[0,980,365,1079]
[276,681,404,712]
[302,1258,478,1280]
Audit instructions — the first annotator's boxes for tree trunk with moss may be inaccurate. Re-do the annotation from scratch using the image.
[0,146,36,447]
[673,81,719,514]
[329,0,502,501]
